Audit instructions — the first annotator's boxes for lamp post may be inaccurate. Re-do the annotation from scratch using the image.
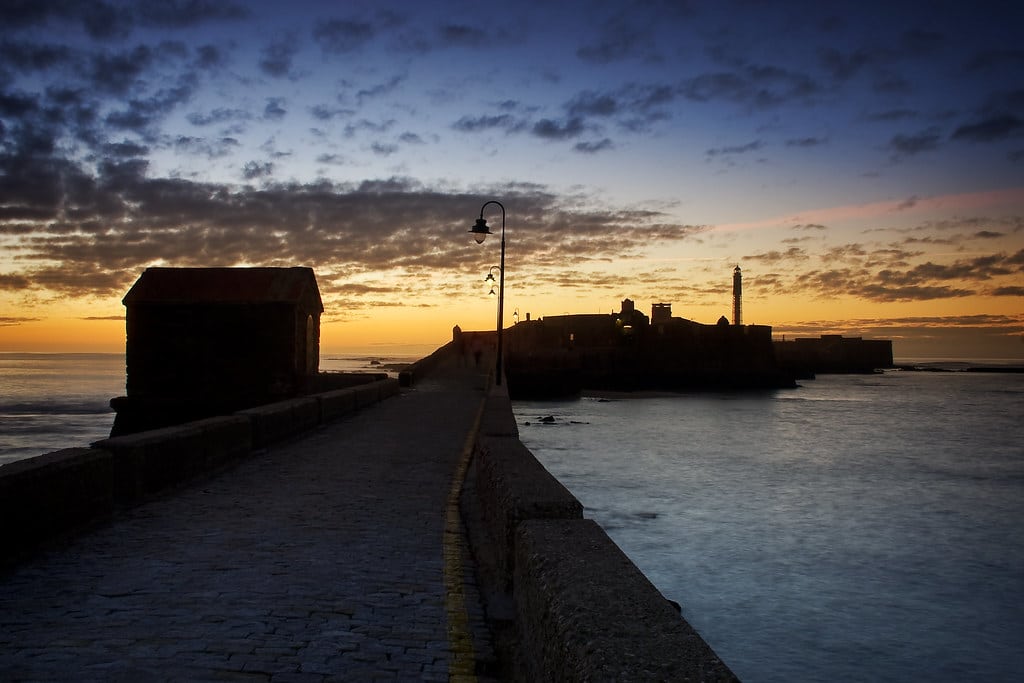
[485,266,500,296]
[469,200,506,385]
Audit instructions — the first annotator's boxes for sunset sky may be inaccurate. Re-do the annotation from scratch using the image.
[1,0,1022,359]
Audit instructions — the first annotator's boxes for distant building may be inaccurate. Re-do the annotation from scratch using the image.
[111,267,323,435]
[503,299,790,397]
[651,303,672,325]
[774,335,894,375]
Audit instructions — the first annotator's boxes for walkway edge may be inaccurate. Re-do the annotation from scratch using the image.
[443,390,487,681]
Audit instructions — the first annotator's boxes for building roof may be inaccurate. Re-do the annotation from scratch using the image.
[123,267,323,311]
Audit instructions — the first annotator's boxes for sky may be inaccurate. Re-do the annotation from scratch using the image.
[1,0,1022,359]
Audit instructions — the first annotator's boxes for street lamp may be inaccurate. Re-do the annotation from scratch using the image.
[485,266,500,296]
[469,200,506,385]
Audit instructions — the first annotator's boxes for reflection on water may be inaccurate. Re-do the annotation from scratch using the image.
[515,372,1024,682]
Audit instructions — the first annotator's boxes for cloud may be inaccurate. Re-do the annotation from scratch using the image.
[706,140,763,157]
[310,104,353,121]
[681,65,821,109]
[575,138,613,154]
[187,107,250,127]
[888,128,942,156]
[242,160,274,179]
[370,142,398,156]
[263,98,287,121]
[174,135,239,158]
[356,75,405,104]
[576,13,661,64]
[0,315,39,325]
[786,137,827,148]
[0,144,705,301]
[532,117,585,140]
[259,40,298,78]
[747,247,809,263]
[951,115,1024,142]
[313,18,376,54]
[437,24,486,47]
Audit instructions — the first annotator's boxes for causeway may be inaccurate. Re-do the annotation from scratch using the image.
[0,356,496,682]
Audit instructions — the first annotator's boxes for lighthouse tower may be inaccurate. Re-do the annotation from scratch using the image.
[732,265,742,326]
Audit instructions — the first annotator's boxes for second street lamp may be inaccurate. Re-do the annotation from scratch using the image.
[468,200,506,386]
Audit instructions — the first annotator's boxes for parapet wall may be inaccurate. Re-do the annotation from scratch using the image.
[470,385,739,681]
[0,377,399,568]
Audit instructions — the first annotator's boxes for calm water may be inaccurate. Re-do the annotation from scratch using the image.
[514,370,1024,682]
[0,354,124,465]
[0,353,410,466]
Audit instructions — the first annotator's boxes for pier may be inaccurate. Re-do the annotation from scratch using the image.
[0,346,737,682]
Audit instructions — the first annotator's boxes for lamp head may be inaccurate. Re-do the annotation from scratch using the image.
[469,217,492,244]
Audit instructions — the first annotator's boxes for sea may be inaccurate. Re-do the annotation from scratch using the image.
[2,354,1023,681]
[514,364,1024,683]
[0,353,411,467]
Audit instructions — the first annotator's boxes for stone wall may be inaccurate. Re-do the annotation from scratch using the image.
[1,377,399,568]
[468,385,739,681]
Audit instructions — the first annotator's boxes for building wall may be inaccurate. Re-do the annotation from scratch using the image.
[126,302,304,402]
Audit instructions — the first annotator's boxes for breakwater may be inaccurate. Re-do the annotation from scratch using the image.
[0,346,738,681]
[1,378,399,568]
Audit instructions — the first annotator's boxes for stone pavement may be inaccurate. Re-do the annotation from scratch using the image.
[0,357,498,682]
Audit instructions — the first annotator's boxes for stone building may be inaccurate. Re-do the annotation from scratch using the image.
[111,267,323,435]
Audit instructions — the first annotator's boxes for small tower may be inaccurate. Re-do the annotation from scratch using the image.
[732,265,742,326]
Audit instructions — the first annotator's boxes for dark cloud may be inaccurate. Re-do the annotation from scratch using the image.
[964,48,1024,72]
[242,160,273,179]
[310,104,353,121]
[104,75,197,137]
[174,135,239,158]
[576,13,660,64]
[532,117,585,140]
[343,119,394,138]
[567,91,619,118]
[951,115,1024,142]
[0,314,38,325]
[101,141,149,158]
[315,153,347,165]
[263,98,287,121]
[88,46,157,95]
[863,109,919,122]
[0,136,705,299]
[438,24,486,47]
[786,137,827,148]
[313,19,376,54]
[135,1,248,29]
[259,40,298,78]
[187,107,250,126]
[747,247,809,262]
[575,138,613,154]
[370,142,398,156]
[0,41,74,72]
[564,84,675,133]
[681,65,821,109]
[888,129,941,156]
[356,75,405,104]
[451,113,522,133]
[195,44,227,69]
[706,140,763,157]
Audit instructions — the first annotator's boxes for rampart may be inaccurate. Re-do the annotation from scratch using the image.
[468,379,738,681]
